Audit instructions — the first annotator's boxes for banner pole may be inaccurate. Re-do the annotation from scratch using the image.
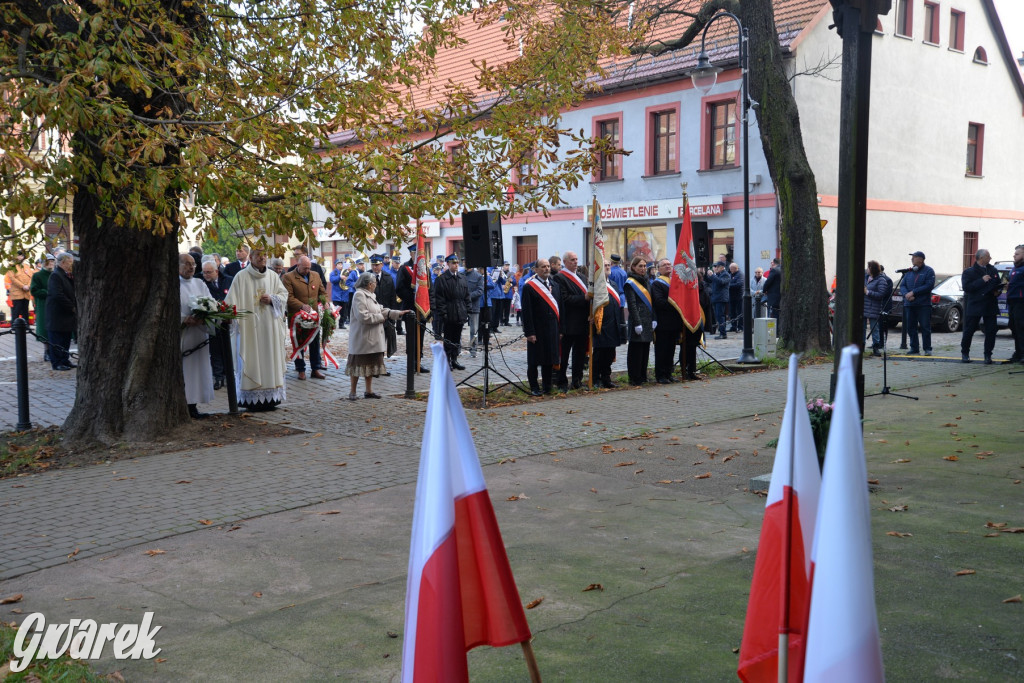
[521,640,542,683]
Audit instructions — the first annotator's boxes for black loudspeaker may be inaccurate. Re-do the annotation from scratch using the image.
[674,221,710,269]
[462,210,503,268]
[691,221,709,269]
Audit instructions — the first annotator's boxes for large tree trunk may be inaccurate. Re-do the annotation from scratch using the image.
[62,158,189,445]
[742,0,831,353]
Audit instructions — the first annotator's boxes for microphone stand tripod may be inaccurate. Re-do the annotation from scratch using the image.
[457,276,526,407]
[865,278,917,400]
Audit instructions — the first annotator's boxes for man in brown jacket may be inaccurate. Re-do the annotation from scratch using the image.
[282,256,327,379]
[4,250,36,323]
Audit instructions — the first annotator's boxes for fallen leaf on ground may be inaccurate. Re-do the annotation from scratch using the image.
[156,658,167,663]
[696,472,712,480]
[333,462,347,467]
[67,548,79,558]
[985,521,1008,529]
[0,594,22,605]
[634,469,644,475]
[941,423,958,428]
[886,531,912,538]
[888,505,908,512]
[318,510,341,515]
[1001,527,1024,533]
[893,458,911,464]
[252,591,262,598]
[525,597,544,609]
[590,488,597,493]
[867,479,880,485]
[876,439,888,444]
[197,519,213,525]
[176,480,192,484]
[943,456,959,461]
[955,569,976,576]
[984,533,1001,537]
[613,461,636,467]
[582,584,604,592]
[144,549,166,556]
[975,451,994,456]
[1002,595,1022,603]
[506,493,529,501]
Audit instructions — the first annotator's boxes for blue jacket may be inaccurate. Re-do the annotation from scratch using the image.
[1007,264,1024,301]
[705,269,731,304]
[484,274,503,305]
[329,268,350,302]
[609,265,627,297]
[899,265,935,307]
[863,273,892,318]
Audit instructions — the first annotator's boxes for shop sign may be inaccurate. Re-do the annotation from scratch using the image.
[588,196,724,223]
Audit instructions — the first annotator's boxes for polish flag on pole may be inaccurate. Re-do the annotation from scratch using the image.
[803,345,885,683]
[402,342,533,682]
[738,355,821,683]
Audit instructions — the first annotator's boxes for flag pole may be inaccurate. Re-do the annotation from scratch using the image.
[778,355,801,682]
[588,196,598,390]
[521,640,542,683]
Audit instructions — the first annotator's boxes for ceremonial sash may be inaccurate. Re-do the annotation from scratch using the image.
[559,269,587,294]
[625,279,652,312]
[525,278,559,319]
[321,303,341,369]
[606,284,621,306]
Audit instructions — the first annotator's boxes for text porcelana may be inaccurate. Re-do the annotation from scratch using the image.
[9,611,162,673]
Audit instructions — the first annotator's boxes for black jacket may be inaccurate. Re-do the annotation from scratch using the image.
[205,274,233,302]
[223,260,247,277]
[763,266,782,309]
[961,262,1001,317]
[651,276,682,334]
[554,270,590,336]
[623,274,655,343]
[433,270,471,324]
[395,259,416,311]
[373,271,397,310]
[46,266,76,333]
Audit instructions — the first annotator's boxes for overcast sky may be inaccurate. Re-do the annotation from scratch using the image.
[993,0,1023,69]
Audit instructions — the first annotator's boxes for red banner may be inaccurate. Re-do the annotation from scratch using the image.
[669,195,705,333]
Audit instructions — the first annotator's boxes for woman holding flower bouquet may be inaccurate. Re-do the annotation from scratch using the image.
[347,272,405,400]
[179,253,215,418]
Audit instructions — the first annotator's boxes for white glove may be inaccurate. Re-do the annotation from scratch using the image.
[634,325,643,335]
[652,321,658,330]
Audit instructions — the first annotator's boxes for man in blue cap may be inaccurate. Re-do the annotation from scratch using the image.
[495,261,514,327]
[346,258,365,294]
[900,250,935,356]
[433,254,471,370]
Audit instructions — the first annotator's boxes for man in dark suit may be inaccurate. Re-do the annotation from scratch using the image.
[522,258,561,395]
[202,260,234,389]
[553,250,591,391]
[46,252,76,371]
[395,246,429,373]
[223,244,250,277]
[960,248,1002,364]
[763,257,782,321]
[433,254,471,370]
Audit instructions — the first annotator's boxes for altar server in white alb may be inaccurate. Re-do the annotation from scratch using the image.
[225,246,288,411]
[179,253,215,419]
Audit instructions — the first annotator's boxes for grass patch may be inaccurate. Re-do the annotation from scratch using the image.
[0,427,63,479]
[0,622,116,681]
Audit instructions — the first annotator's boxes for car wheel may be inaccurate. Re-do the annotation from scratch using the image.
[943,306,962,333]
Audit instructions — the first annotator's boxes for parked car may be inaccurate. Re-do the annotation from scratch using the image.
[993,261,1014,329]
[886,273,965,333]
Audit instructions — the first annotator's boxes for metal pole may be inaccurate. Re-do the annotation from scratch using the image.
[222,328,238,414]
[12,317,33,430]
[738,26,757,364]
[405,312,417,399]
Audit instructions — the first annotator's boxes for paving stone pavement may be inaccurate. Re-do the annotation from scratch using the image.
[1,327,1017,579]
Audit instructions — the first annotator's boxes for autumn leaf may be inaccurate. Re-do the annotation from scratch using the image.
[144,549,166,556]
[867,479,880,485]
[0,594,22,605]
[695,472,712,480]
[614,461,636,467]
[198,519,213,525]
[984,532,1001,537]
[1001,527,1024,533]
[943,455,959,461]
[318,510,341,515]
[506,493,529,501]
[252,591,263,598]
[633,469,644,475]
[525,597,544,609]
[875,439,888,444]
[582,584,604,592]
[333,462,347,467]
[893,459,911,463]
[176,480,192,484]
[589,488,597,493]
[886,531,913,538]
[888,505,908,512]
[1002,594,1022,603]
[67,547,80,558]
[156,658,167,663]
[985,521,1008,529]
[954,569,976,576]
[941,423,958,427]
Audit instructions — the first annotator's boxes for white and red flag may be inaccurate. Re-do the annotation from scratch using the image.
[402,342,532,682]
[803,345,884,682]
[738,355,821,682]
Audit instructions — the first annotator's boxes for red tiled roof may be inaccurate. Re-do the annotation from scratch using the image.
[404,1,825,109]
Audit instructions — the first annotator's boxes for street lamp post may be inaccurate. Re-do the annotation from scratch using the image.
[691,12,758,364]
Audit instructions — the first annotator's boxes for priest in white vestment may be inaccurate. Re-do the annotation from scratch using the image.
[224,247,288,410]
[179,253,215,418]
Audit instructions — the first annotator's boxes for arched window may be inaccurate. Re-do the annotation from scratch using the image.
[973,46,988,64]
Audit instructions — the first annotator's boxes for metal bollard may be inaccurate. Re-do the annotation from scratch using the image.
[405,312,417,399]
[12,317,32,430]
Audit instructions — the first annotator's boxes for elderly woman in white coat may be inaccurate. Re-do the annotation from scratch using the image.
[347,272,405,400]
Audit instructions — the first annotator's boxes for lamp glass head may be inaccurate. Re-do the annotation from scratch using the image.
[691,52,721,95]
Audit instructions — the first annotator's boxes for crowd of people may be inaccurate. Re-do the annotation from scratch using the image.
[14,238,1019,419]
